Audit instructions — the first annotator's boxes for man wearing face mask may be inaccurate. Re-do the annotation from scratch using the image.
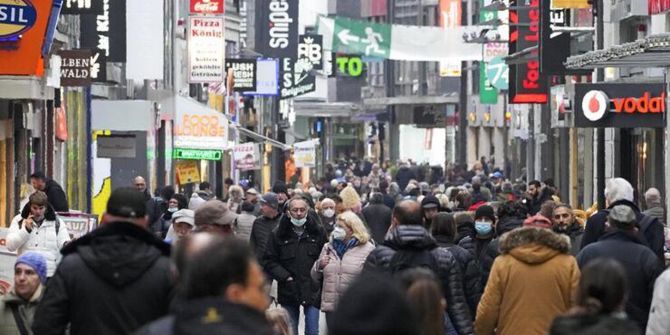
[319,198,337,235]
[458,205,499,285]
[551,204,584,256]
[263,197,327,335]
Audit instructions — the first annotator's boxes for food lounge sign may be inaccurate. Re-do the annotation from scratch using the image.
[174,107,229,150]
[574,83,665,128]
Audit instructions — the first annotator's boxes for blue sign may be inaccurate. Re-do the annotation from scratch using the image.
[0,0,38,41]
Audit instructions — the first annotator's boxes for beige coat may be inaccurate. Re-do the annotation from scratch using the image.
[311,241,375,312]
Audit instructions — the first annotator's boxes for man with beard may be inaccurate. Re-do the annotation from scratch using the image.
[551,204,584,256]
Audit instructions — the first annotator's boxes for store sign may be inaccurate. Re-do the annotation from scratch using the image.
[174,148,222,161]
[233,143,261,171]
[293,140,317,168]
[255,0,299,59]
[188,16,225,83]
[61,0,103,15]
[59,49,92,86]
[0,0,37,40]
[190,0,224,15]
[574,83,665,128]
[508,0,548,104]
[486,56,509,90]
[479,62,498,104]
[540,0,574,75]
[90,48,106,82]
[225,59,257,92]
[280,57,315,99]
[650,0,670,14]
[335,55,365,77]
[80,0,126,62]
[176,161,201,184]
[174,105,229,150]
[298,34,323,70]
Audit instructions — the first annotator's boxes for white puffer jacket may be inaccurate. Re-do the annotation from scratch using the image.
[311,241,375,312]
[6,214,70,277]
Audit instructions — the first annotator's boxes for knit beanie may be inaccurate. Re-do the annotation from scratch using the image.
[474,205,496,222]
[16,252,47,284]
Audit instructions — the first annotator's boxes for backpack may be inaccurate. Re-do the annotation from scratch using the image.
[388,248,439,275]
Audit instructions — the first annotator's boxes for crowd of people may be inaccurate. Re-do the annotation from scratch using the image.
[2,161,670,335]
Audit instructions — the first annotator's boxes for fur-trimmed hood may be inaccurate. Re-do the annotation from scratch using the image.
[499,227,571,264]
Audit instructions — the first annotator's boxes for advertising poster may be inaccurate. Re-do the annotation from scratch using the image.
[255,0,299,58]
[0,228,17,296]
[188,16,225,83]
[176,161,202,184]
[233,143,261,171]
[293,140,317,168]
[225,59,257,92]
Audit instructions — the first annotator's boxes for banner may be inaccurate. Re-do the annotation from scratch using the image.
[126,0,164,80]
[188,16,225,83]
[650,0,670,14]
[233,143,261,171]
[293,140,317,168]
[255,0,299,59]
[190,0,224,15]
[59,49,93,86]
[318,16,484,62]
[176,161,201,184]
[439,0,462,76]
[80,0,126,63]
[61,0,104,14]
[225,59,257,92]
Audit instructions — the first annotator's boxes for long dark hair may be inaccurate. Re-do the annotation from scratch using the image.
[431,213,457,242]
[576,258,628,315]
[398,269,445,335]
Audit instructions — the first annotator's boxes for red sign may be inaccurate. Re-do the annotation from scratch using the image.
[575,83,665,128]
[189,0,224,14]
[55,107,68,141]
[650,0,670,14]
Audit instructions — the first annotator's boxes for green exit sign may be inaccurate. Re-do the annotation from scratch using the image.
[174,148,223,161]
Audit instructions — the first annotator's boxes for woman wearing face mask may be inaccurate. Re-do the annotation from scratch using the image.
[162,193,188,239]
[458,205,500,285]
[319,198,337,235]
[311,211,375,329]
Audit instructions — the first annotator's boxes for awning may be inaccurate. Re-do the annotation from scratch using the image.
[565,34,670,69]
[0,76,54,100]
[235,126,291,150]
[294,101,360,118]
[363,95,459,108]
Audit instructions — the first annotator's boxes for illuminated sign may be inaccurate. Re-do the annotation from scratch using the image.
[574,83,665,128]
[336,55,364,77]
[174,148,223,161]
[0,0,37,41]
[190,0,224,15]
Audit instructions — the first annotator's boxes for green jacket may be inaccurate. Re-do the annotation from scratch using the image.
[0,285,43,335]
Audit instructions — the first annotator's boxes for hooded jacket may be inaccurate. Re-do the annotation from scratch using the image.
[435,236,483,316]
[6,203,70,277]
[581,199,664,262]
[32,221,173,335]
[0,285,43,335]
[262,214,327,307]
[475,227,580,335]
[577,230,664,331]
[364,225,474,335]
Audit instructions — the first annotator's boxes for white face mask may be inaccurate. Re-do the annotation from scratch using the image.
[168,207,178,213]
[332,226,347,240]
[323,208,335,218]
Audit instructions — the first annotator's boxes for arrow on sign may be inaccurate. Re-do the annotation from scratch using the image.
[337,29,360,45]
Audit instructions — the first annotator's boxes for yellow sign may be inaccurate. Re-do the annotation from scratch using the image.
[176,161,201,184]
[552,0,590,8]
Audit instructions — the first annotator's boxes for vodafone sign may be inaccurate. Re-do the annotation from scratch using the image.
[190,0,224,15]
[575,83,665,128]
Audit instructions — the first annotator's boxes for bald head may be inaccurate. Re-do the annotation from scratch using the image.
[392,200,423,226]
[133,176,147,192]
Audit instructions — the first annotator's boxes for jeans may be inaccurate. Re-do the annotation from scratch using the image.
[283,303,320,335]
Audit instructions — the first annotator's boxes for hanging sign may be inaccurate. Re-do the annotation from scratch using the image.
[479,62,498,104]
[174,148,222,161]
[335,55,365,77]
[233,143,261,171]
[188,16,225,83]
[59,49,92,86]
[293,140,317,168]
[439,0,462,76]
[574,83,665,128]
[174,101,229,150]
[190,0,224,15]
[243,58,279,96]
[225,59,257,92]
[61,0,103,14]
[80,0,126,62]
[280,57,316,99]
[90,48,107,82]
[298,34,323,70]
[486,56,509,90]
[176,161,201,184]
[255,0,299,59]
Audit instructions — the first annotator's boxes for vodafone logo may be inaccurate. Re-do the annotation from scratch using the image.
[582,90,608,121]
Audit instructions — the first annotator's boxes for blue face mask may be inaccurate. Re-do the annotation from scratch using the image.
[475,221,493,235]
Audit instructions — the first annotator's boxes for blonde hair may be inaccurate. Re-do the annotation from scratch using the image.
[266,307,293,335]
[337,211,370,244]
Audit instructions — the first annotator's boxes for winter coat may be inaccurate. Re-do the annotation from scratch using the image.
[436,236,483,316]
[550,314,640,335]
[364,225,474,335]
[311,241,375,312]
[43,179,69,212]
[319,214,336,235]
[382,193,396,210]
[647,267,670,335]
[362,204,393,244]
[134,298,274,335]
[395,167,416,191]
[32,221,173,335]
[6,204,70,277]
[642,205,665,226]
[496,216,523,236]
[249,214,281,261]
[262,214,327,307]
[458,235,499,285]
[475,227,580,335]
[556,223,584,256]
[0,285,43,335]
[234,211,256,242]
[581,199,665,262]
[523,213,553,228]
[577,230,664,331]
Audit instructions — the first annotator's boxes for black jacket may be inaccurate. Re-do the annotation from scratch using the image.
[395,167,416,191]
[134,298,274,335]
[262,214,327,307]
[364,225,474,335]
[577,230,664,331]
[555,223,584,256]
[581,199,665,262]
[44,178,69,212]
[362,204,393,244]
[32,221,173,335]
[458,235,499,285]
[382,193,396,210]
[249,213,281,261]
[550,314,640,335]
[435,236,483,317]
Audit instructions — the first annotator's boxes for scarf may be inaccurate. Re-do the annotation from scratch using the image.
[333,238,359,259]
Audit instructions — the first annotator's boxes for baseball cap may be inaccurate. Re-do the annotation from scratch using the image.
[172,209,195,227]
[259,192,279,209]
[107,187,147,219]
[195,201,237,227]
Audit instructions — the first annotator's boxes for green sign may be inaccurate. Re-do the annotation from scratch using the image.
[480,62,498,104]
[480,0,498,22]
[332,17,391,58]
[486,57,509,90]
[174,148,223,161]
[336,56,364,77]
